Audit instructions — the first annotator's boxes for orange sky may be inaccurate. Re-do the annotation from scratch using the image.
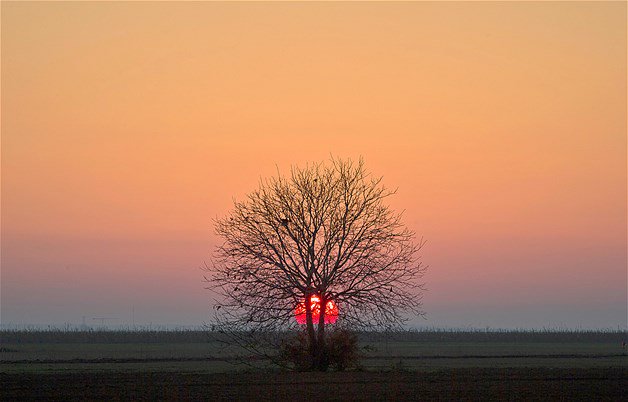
[2,2,626,328]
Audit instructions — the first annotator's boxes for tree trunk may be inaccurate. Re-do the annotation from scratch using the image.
[315,293,328,371]
[304,292,317,370]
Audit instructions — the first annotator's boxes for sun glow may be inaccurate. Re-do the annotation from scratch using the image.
[295,295,339,325]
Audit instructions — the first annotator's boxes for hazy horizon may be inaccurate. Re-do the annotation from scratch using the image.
[2,2,626,331]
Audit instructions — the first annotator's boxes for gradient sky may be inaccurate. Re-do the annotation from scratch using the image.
[2,2,626,329]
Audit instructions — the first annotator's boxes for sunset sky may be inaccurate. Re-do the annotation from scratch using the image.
[2,2,626,329]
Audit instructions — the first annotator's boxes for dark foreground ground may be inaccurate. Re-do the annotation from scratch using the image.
[2,367,626,401]
[2,330,626,400]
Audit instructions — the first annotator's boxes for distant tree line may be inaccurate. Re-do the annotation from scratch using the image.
[2,328,625,344]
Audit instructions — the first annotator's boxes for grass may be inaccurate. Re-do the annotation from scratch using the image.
[1,329,625,374]
[2,330,626,400]
[2,368,626,401]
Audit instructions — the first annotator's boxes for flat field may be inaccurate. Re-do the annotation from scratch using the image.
[1,330,626,400]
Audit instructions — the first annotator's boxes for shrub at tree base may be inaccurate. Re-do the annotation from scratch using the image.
[279,328,360,372]
[327,329,360,371]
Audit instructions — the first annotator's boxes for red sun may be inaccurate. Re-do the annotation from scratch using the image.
[295,295,339,324]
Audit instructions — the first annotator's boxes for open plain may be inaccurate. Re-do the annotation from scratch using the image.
[1,330,626,401]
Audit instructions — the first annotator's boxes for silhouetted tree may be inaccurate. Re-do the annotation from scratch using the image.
[207,158,426,371]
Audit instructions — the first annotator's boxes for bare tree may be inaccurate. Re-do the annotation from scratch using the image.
[207,158,426,370]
